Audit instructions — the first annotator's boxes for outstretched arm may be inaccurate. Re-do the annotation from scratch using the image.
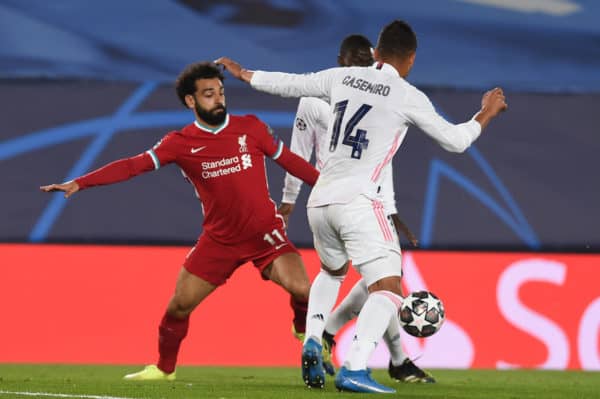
[406,87,507,153]
[39,153,155,198]
[473,87,507,130]
[40,180,80,198]
[216,56,335,100]
[273,145,319,187]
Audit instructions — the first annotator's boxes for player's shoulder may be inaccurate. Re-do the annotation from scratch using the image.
[298,97,329,119]
[402,81,431,106]
[299,96,329,109]
[168,124,197,141]
[152,129,182,151]
[230,113,264,127]
[230,114,272,135]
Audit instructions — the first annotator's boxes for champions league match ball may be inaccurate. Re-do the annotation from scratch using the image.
[399,291,445,338]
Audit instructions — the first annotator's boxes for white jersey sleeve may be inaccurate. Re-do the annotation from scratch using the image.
[402,86,481,153]
[282,97,330,204]
[251,68,341,102]
[283,97,330,204]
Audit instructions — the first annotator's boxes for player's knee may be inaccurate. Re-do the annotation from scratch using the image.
[167,295,197,317]
[288,280,310,301]
[321,260,349,276]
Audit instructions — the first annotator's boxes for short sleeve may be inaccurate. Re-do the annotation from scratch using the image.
[146,132,179,170]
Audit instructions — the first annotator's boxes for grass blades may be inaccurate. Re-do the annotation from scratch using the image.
[0,365,597,399]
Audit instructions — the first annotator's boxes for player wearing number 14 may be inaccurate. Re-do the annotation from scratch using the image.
[217,19,507,393]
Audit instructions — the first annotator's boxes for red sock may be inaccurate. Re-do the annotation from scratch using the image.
[290,296,308,334]
[157,313,189,374]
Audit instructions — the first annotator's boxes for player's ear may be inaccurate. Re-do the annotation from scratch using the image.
[184,94,196,109]
[372,48,379,62]
[408,51,416,66]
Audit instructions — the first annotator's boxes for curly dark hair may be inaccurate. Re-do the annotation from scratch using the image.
[175,62,224,107]
[338,34,374,67]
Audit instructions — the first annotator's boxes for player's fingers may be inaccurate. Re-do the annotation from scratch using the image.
[214,57,233,67]
[40,184,58,192]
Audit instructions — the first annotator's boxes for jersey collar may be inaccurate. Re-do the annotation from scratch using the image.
[194,114,230,134]
[372,62,400,78]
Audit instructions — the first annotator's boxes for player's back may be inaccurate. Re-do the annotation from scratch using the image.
[307,63,413,208]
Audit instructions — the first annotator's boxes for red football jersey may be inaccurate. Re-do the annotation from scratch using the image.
[147,114,287,243]
[75,113,318,244]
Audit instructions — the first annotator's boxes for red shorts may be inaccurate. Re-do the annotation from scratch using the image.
[183,225,299,286]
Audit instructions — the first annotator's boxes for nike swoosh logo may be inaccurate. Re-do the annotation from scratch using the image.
[345,378,390,393]
[190,146,207,154]
[275,243,288,250]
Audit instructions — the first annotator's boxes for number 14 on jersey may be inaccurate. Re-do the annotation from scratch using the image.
[329,100,372,159]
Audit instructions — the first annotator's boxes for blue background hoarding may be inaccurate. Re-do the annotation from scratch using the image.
[1,0,598,251]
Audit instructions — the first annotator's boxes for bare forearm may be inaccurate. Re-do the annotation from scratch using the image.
[473,107,496,131]
[391,213,418,247]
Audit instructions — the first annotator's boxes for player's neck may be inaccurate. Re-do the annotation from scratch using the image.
[194,115,229,133]
[375,55,411,78]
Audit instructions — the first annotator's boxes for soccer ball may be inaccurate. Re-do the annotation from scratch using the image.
[398,291,445,337]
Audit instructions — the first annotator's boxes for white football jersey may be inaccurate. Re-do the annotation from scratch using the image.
[282,97,330,204]
[252,62,481,208]
[282,96,398,215]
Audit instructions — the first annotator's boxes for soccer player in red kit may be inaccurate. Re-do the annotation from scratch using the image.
[40,62,319,381]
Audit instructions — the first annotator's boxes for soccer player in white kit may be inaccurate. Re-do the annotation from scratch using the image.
[217,19,507,393]
[281,34,432,384]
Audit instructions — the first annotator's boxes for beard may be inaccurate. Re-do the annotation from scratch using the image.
[195,103,227,125]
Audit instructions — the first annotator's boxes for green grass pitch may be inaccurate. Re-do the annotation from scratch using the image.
[0,365,597,399]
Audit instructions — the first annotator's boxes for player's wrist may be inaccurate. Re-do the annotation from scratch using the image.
[240,68,254,83]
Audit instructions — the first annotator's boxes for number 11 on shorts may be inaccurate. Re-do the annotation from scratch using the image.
[264,229,285,246]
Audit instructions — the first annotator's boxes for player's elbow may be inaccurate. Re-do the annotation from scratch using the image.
[441,142,470,153]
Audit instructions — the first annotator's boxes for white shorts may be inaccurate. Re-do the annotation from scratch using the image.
[307,195,402,284]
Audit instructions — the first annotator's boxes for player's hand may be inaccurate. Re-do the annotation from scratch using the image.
[40,180,80,198]
[215,57,249,82]
[390,213,419,247]
[481,87,508,116]
[277,202,295,225]
[406,231,419,247]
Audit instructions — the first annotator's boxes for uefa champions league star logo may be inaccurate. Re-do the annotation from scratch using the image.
[238,134,248,153]
[295,117,307,131]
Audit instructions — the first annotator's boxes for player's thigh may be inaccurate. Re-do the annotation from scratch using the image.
[184,234,242,286]
[340,196,400,265]
[266,252,311,300]
[356,250,403,291]
[169,267,218,315]
[307,205,348,270]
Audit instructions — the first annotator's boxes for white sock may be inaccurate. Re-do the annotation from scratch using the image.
[325,279,368,335]
[383,312,408,366]
[304,270,344,345]
[344,291,401,371]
